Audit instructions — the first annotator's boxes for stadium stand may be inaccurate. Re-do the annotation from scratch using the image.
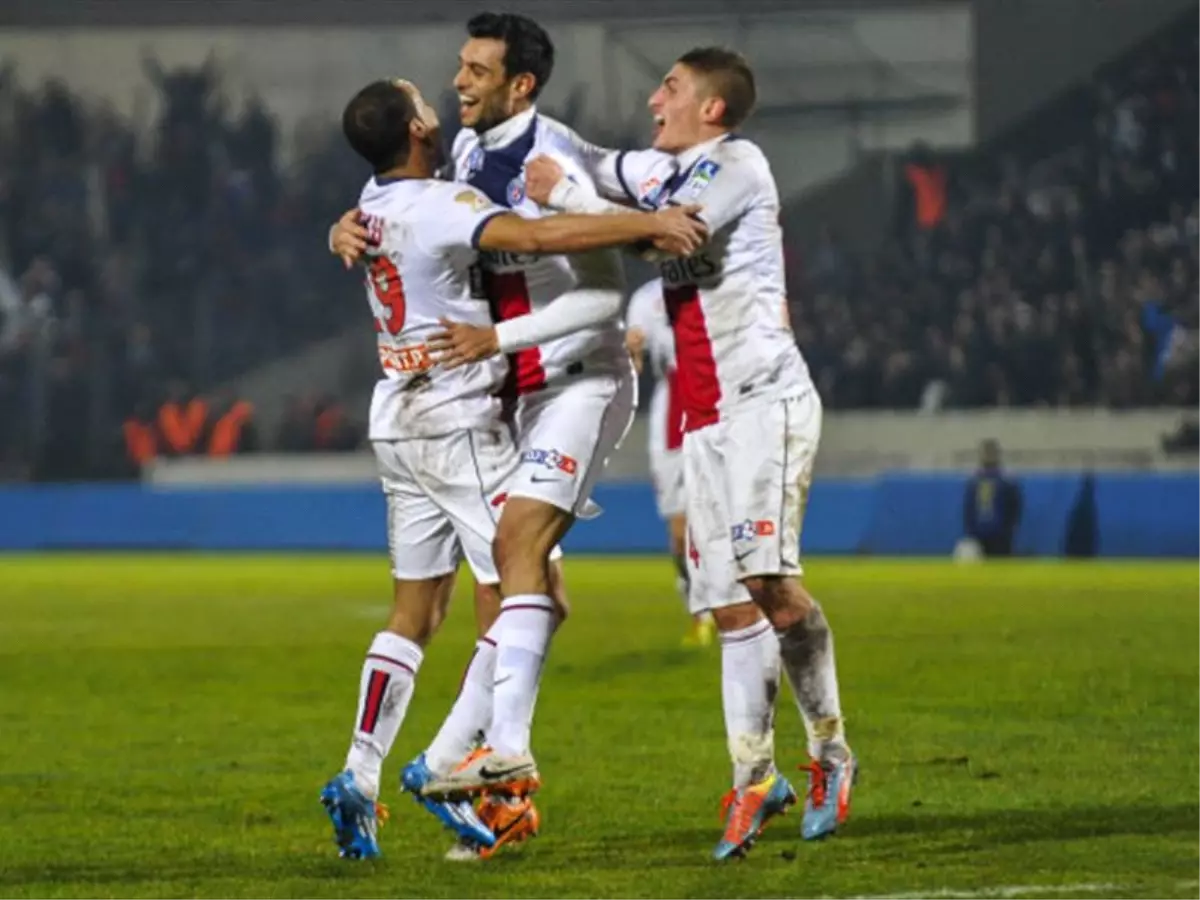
[0,14,1195,480]
[786,21,1198,410]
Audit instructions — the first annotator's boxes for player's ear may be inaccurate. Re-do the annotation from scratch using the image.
[410,116,431,141]
[699,94,727,127]
[510,72,537,102]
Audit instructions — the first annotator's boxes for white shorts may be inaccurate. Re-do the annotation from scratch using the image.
[650,447,685,519]
[508,370,637,517]
[683,390,822,614]
[374,426,562,584]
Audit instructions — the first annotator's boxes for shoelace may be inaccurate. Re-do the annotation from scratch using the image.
[800,759,828,808]
[717,787,764,842]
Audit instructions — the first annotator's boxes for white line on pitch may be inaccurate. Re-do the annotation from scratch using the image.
[832,879,1199,900]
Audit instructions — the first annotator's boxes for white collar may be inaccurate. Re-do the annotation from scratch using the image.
[674,133,729,173]
[477,106,538,150]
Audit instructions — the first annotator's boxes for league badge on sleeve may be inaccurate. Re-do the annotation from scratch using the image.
[676,158,721,201]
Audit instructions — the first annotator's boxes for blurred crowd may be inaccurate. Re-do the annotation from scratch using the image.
[0,19,1195,481]
[788,25,1199,411]
[0,57,365,479]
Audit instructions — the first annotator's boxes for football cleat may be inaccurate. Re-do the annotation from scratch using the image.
[681,617,716,648]
[400,753,495,848]
[800,753,857,840]
[418,747,540,800]
[713,770,798,861]
[444,795,541,861]
[319,770,387,860]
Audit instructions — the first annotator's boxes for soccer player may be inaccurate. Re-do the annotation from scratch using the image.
[320,76,705,861]
[524,47,857,859]
[625,276,716,648]
[332,12,672,824]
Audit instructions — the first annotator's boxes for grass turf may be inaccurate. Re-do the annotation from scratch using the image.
[0,555,1196,899]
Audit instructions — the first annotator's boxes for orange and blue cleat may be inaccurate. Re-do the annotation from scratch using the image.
[800,753,857,840]
[713,770,798,861]
[445,795,541,861]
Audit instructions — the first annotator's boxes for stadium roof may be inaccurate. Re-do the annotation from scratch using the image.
[0,0,964,27]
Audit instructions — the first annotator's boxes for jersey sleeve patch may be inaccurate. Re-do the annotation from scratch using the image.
[455,189,493,212]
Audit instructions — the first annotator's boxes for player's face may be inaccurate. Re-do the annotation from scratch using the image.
[394,79,445,168]
[648,63,721,154]
[454,37,521,132]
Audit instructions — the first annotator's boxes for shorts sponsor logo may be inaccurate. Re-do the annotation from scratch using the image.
[522,448,578,476]
[731,518,776,543]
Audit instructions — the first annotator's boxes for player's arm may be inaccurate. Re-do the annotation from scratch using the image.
[474,204,704,257]
[569,138,676,206]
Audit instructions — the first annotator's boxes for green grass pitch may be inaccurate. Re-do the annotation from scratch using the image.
[0,555,1196,899]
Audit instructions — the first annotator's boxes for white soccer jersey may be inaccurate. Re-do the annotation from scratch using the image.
[595,136,813,433]
[358,175,508,441]
[451,108,627,395]
[627,278,683,456]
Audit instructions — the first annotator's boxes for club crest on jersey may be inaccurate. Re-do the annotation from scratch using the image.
[466,146,485,178]
[507,176,526,206]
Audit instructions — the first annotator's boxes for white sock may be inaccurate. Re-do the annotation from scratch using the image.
[486,594,556,757]
[344,631,424,798]
[720,619,780,788]
[423,636,497,775]
[776,600,849,763]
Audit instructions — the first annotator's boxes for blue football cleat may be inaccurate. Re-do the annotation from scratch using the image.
[401,754,496,848]
[713,771,798,861]
[801,753,858,840]
[320,770,384,860]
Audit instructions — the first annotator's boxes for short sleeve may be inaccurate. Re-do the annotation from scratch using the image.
[424,184,507,253]
[589,149,678,209]
[670,144,774,233]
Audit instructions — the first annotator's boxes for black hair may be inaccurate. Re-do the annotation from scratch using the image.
[342,80,416,173]
[467,12,555,99]
[677,46,757,128]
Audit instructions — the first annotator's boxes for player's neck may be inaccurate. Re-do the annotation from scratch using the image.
[477,104,536,149]
[675,128,728,159]
[376,153,436,182]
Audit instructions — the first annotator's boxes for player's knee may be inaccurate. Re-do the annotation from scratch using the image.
[473,581,503,636]
[745,574,813,630]
[711,600,764,633]
[388,575,453,645]
[547,559,571,624]
[494,497,569,586]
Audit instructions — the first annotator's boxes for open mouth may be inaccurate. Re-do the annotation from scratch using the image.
[652,114,665,138]
[459,94,480,117]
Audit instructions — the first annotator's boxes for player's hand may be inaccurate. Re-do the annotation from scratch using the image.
[331,207,369,269]
[651,204,708,257]
[626,327,646,374]
[428,318,500,369]
[524,155,566,206]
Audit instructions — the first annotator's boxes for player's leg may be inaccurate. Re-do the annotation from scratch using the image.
[422,373,634,798]
[669,512,714,647]
[686,429,796,861]
[321,441,456,859]
[728,392,856,841]
[404,427,567,851]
